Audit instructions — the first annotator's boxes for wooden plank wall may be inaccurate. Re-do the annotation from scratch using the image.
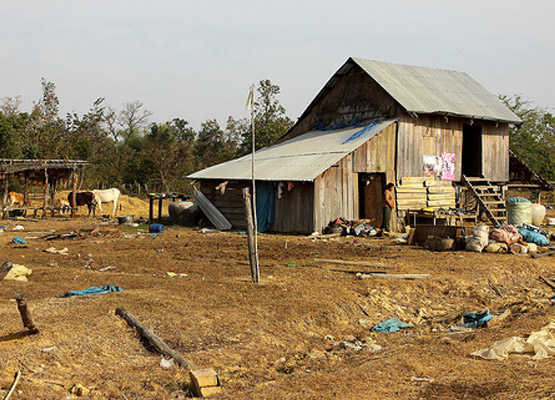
[200,181,248,230]
[352,123,397,173]
[397,112,509,182]
[273,182,314,233]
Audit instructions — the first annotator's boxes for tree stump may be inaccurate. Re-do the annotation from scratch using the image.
[0,261,13,281]
[15,291,39,334]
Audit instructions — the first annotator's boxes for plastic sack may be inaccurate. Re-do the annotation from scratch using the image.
[519,227,549,247]
[507,198,532,225]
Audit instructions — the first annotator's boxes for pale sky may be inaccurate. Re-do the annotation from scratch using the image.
[2,1,554,130]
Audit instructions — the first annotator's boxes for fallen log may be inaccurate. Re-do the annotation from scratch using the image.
[314,258,395,269]
[357,273,431,280]
[115,306,198,370]
[15,292,39,334]
[0,261,13,281]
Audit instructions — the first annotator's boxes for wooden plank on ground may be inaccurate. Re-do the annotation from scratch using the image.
[314,258,395,269]
[358,273,431,280]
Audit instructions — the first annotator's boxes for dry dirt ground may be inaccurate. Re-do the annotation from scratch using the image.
[1,197,555,399]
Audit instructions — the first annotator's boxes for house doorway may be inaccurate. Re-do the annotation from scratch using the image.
[462,124,482,177]
[359,173,385,227]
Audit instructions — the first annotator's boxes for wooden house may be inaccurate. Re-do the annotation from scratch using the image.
[188,57,521,233]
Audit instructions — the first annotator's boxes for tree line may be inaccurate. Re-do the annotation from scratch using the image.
[0,79,293,194]
[0,79,553,196]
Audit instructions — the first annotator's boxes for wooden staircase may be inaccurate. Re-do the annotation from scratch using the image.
[462,175,507,225]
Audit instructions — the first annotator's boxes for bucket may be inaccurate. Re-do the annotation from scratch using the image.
[149,224,164,233]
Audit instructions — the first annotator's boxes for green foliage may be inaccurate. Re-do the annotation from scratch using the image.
[237,79,293,155]
[501,95,555,180]
[2,77,292,194]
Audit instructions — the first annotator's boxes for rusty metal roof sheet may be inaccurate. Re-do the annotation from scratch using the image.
[188,119,396,182]
[351,58,522,124]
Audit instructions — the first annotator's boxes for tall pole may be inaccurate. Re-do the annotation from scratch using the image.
[248,84,259,282]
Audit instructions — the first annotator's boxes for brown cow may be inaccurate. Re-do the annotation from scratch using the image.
[7,192,29,207]
[68,191,97,217]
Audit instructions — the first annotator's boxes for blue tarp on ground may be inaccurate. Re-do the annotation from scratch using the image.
[371,317,412,333]
[61,285,123,298]
[256,182,275,233]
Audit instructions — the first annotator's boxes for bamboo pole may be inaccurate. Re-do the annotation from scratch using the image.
[42,169,49,217]
[71,168,77,217]
[3,175,8,219]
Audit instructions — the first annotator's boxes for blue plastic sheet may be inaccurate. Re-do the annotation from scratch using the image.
[451,310,492,330]
[371,317,412,333]
[12,236,28,244]
[256,182,275,233]
[518,227,549,246]
[341,120,380,144]
[61,285,123,298]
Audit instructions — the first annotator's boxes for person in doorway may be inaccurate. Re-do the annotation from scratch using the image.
[382,182,395,232]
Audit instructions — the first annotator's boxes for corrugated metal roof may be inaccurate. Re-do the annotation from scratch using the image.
[351,58,522,124]
[188,119,396,182]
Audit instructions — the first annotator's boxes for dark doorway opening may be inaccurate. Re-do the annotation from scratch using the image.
[359,172,385,227]
[462,124,482,177]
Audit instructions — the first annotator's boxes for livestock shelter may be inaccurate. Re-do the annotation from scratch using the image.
[0,159,89,218]
[188,57,522,233]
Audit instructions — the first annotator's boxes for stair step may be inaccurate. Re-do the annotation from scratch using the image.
[464,177,488,182]
[478,193,503,197]
[483,200,505,205]
[473,185,501,191]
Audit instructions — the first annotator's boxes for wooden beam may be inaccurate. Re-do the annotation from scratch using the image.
[242,187,260,283]
[314,258,395,269]
[115,306,198,370]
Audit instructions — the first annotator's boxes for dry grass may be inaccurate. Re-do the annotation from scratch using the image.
[0,209,554,399]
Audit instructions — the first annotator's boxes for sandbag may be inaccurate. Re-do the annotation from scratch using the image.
[509,243,528,254]
[465,224,489,252]
[484,242,508,253]
[489,225,522,245]
[507,197,532,226]
[424,235,455,251]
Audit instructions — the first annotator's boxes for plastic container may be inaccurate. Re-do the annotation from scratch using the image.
[149,224,164,233]
[531,203,546,226]
[506,197,532,226]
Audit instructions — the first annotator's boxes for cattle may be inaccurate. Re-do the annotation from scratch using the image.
[7,191,29,208]
[68,191,97,217]
[54,197,71,215]
[93,188,121,218]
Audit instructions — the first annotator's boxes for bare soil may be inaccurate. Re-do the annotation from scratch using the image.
[1,198,554,399]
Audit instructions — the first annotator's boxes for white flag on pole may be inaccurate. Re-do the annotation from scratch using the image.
[246,84,255,110]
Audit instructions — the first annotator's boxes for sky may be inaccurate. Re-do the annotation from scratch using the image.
[1,1,554,130]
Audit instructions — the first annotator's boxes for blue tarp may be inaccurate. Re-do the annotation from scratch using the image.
[341,120,380,144]
[61,285,123,298]
[256,182,275,233]
[518,227,550,246]
[12,236,28,244]
[451,310,492,330]
[371,317,412,333]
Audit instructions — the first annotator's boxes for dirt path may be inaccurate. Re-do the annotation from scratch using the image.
[0,216,554,399]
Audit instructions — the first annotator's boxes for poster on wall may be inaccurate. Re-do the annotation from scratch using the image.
[441,152,455,181]
[423,155,442,176]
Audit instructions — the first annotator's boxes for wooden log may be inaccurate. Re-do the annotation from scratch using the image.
[313,258,395,269]
[115,306,198,370]
[0,261,13,281]
[15,292,39,334]
[242,188,260,283]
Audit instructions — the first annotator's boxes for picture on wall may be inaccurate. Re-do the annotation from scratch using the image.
[423,155,442,176]
[441,152,455,181]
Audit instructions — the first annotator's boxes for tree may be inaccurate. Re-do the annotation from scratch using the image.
[237,79,293,155]
[119,100,152,143]
[500,95,555,180]
[194,119,237,168]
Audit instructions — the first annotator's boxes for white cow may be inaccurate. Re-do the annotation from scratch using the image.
[93,188,121,218]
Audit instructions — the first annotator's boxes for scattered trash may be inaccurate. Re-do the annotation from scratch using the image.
[155,249,165,253]
[451,310,492,330]
[149,233,158,238]
[166,272,188,278]
[11,236,28,244]
[371,317,412,333]
[200,228,220,234]
[358,318,371,328]
[99,266,116,272]
[60,285,123,298]
[471,320,555,360]
[4,264,32,282]
[13,225,24,231]
[160,358,175,369]
[44,247,69,255]
[149,224,164,233]
[40,346,58,353]
[410,376,434,383]
[69,383,90,397]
